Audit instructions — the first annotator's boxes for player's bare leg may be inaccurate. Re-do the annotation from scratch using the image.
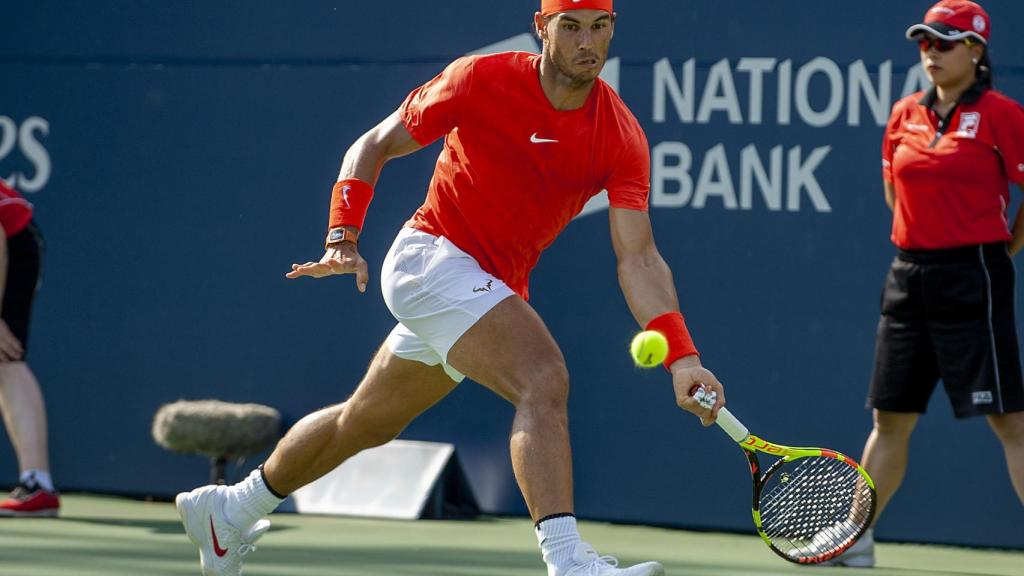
[448,296,663,576]
[263,348,458,494]
[0,362,59,517]
[860,409,918,521]
[987,411,1024,504]
[0,363,49,473]
[176,345,458,576]
[823,409,917,567]
[448,296,572,521]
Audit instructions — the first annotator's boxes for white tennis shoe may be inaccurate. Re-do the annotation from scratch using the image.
[817,528,876,568]
[561,542,665,576]
[176,485,271,576]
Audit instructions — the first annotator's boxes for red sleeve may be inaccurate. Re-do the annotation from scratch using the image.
[605,128,650,211]
[399,57,475,146]
[0,180,32,237]
[991,95,1024,185]
[881,103,903,183]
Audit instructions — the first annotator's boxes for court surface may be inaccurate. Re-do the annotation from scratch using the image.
[0,495,1020,576]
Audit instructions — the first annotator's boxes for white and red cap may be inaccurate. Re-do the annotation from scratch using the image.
[905,0,990,44]
[540,0,613,17]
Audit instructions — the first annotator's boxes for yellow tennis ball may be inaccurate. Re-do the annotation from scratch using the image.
[630,330,668,368]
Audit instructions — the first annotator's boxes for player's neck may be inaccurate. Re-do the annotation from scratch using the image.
[538,57,596,111]
[934,74,976,110]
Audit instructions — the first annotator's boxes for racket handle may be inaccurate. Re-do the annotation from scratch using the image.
[714,407,750,443]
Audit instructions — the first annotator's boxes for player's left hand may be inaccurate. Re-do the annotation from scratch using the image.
[669,355,725,426]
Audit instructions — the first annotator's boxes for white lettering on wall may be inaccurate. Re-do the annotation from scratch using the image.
[693,144,737,208]
[736,58,776,125]
[740,144,783,211]
[17,117,50,192]
[787,146,832,212]
[0,116,51,193]
[653,142,832,213]
[653,57,695,123]
[652,141,693,207]
[697,60,743,124]
[778,59,793,126]
[653,58,919,129]
[794,57,844,128]
[848,60,892,127]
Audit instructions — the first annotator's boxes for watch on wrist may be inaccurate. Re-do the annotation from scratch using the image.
[325,227,359,248]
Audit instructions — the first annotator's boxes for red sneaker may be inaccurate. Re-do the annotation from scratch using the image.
[0,483,60,517]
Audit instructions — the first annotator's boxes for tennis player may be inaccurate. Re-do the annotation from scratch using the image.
[827,0,1024,567]
[177,1,726,575]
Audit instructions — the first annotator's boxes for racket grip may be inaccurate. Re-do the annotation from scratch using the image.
[714,407,749,443]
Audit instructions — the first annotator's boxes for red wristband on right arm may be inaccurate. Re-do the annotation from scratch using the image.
[646,311,699,370]
[328,178,374,230]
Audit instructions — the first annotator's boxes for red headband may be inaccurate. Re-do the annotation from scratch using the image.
[540,0,613,17]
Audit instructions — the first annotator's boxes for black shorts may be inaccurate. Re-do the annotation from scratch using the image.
[1,221,42,358]
[869,242,1024,418]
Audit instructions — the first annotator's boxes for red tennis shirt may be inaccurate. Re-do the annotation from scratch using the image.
[399,52,650,299]
[882,85,1024,250]
[0,180,33,238]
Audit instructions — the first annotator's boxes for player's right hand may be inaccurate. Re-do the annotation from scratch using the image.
[285,243,369,292]
[0,319,24,362]
[669,355,725,426]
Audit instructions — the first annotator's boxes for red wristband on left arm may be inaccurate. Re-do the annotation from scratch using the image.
[328,178,374,230]
[646,311,699,370]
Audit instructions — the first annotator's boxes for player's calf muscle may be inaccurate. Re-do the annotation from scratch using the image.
[336,412,404,450]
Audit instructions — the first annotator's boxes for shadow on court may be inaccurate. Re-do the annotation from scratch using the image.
[0,496,1020,576]
[52,515,298,536]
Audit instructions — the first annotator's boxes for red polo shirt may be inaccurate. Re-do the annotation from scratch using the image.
[882,85,1024,250]
[399,52,650,300]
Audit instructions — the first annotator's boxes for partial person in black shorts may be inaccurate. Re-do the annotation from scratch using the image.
[3,224,43,350]
[0,179,59,518]
[825,0,1024,567]
[873,243,1024,418]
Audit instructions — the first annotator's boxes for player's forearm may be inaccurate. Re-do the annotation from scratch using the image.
[337,111,421,186]
[617,250,680,327]
[337,131,392,186]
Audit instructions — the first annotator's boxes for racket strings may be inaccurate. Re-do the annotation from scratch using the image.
[758,456,873,561]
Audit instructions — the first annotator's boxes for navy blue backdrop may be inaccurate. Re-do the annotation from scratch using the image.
[1,0,1022,548]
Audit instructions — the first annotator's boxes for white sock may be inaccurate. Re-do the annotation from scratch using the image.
[21,470,54,492]
[536,515,581,576]
[222,468,284,529]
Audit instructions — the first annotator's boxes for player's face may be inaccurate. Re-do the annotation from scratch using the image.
[538,10,615,85]
[917,34,982,89]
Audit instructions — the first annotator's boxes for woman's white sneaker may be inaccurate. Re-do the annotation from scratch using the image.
[818,528,876,568]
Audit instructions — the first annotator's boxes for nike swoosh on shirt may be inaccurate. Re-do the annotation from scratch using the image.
[210,516,229,557]
[530,133,559,144]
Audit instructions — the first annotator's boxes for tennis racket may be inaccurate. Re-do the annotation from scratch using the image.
[692,385,877,564]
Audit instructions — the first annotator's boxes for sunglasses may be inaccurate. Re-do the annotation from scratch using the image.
[917,37,975,52]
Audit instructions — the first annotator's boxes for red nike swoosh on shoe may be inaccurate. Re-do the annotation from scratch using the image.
[210,516,229,557]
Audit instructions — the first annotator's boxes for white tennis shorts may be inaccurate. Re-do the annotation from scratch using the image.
[381,227,516,382]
